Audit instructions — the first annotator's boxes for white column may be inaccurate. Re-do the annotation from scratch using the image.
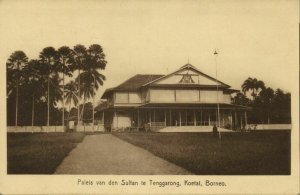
[208,113,211,126]
[240,115,243,129]
[179,111,181,126]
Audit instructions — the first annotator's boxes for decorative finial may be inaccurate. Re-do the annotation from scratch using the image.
[214,49,218,55]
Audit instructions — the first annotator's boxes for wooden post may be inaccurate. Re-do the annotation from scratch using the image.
[169,110,172,126]
[230,111,233,129]
[185,111,187,126]
[102,111,105,124]
[235,111,237,129]
[240,115,243,129]
[222,113,225,127]
[116,111,118,129]
[164,110,166,126]
[137,109,140,130]
[201,110,202,125]
[193,110,196,126]
[179,111,181,126]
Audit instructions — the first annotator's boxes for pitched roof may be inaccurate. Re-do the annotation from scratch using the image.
[115,74,164,90]
[101,74,164,98]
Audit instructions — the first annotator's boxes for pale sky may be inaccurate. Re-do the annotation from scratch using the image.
[0,0,298,105]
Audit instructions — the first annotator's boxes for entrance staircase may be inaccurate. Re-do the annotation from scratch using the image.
[157,126,232,132]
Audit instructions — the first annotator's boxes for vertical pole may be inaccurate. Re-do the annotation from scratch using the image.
[15,80,18,127]
[102,111,105,131]
[179,111,181,126]
[169,110,172,126]
[78,69,80,128]
[214,50,220,128]
[62,73,65,127]
[137,109,140,131]
[240,115,243,129]
[201,110,202,125]
[193,110,196,126]
[230,112,233,129]
[154,110,156,122]
[32,95,34,128]
[245,111,248,126]
[47,73,50,132]
[208,112,211,126]
[164,110,166,126]
[185,111,187,126]
[92,76,95,132]
[235,111,237,129]
[222,113,225,127]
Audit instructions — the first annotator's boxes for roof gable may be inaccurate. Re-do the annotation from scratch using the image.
[143,64,230,87]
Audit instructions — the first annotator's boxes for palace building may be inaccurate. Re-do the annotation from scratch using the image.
[96,64,249,132]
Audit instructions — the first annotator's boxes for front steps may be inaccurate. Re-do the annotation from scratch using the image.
[157,126,232,132]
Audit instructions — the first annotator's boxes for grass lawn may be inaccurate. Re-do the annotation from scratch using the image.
[7,132,85,174]
[114,131,290,175]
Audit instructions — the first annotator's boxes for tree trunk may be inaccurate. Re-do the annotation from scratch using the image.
[77,69,80,124]
[62,72,65,126]
[15,81,18,127]
[47,75,50,129]
[32,95,35,127]
[80,97,86,123]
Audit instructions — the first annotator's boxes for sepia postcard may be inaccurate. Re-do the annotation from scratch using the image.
[0,0,299,194]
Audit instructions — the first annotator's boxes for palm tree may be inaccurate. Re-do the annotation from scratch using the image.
[57,46,74,126]
[39,47,58,128]
[259,87,274,124]
[6,51,28,126]
[77,44,107,125]
[242,77,265,100]
[22,59,43,127]
[65,81,79,121]
[73,44,87,124]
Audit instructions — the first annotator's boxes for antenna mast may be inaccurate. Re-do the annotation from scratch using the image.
[214,49,221,130]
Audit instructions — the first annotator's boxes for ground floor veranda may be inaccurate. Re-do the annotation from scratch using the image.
[98,104,249,131]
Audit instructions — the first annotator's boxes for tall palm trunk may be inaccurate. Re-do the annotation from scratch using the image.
[80,96,86,122]
[31,95,34,127]
[15,81,18,127]
[62,72,65,126]
[47,75,50,129]
[77,69,80,124]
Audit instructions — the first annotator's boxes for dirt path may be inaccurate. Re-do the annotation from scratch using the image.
[55,134,192,175]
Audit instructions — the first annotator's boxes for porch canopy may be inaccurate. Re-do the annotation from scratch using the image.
[137,103,250,110]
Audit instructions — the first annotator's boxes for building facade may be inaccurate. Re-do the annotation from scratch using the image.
[96,64,249,131]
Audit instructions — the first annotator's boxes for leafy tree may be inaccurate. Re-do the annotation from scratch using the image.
[6,51,28,126]
[39,47,59,127]
[231,92,251,106]
[242,77,265,100]
[57,46,74,126]
[65,81,78,121]
[22,59,44,126]
[77,44,106,122]
[73,44,87,124]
